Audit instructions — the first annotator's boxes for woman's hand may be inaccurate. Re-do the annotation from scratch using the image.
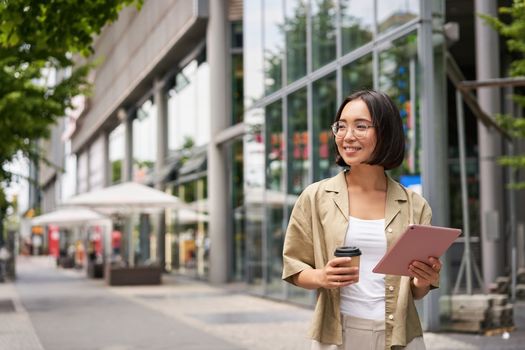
[319,257,359,289]
[409,257,441,298]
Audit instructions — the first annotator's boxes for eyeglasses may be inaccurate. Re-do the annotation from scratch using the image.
[331,121,374,139]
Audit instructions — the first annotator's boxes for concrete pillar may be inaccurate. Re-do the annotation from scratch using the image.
[119,108,133,264]
[207,0,230,284]
[154,78,167,269]
[475,0,504,289]
[120,108,133,182]
[103,132,110,187]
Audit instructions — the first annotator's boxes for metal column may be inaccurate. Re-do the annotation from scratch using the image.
[475,0,504,289]
[207,0,230,283]
[418,0,448,331]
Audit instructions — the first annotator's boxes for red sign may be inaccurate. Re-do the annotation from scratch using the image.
[48,225,60,257]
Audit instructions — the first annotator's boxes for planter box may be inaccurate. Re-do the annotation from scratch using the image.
[105,265,162,286]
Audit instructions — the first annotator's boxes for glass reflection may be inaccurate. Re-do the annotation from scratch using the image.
[340,0,374,54]
[265,99,286,298]
[311,0,337,70]
[243,0,264,108]
[264,0,284,94]
[166,54,210,153]
[109,123,124,184]
[342,53,373,96]
[285,0,307,83]
[132,99,157,183]
[266,101,284,192]
[377,0,419,34]
[232,48,244,124]
[170,178,208,279]
[243,107,264,290]
[312,73,338,181]
[379,32,419,178]
[287,88,308,195]
[231,139,245,282]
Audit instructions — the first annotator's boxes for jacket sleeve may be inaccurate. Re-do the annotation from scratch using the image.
[282,189,316,284]
[419,200,432,225]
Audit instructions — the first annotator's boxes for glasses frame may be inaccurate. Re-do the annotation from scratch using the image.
[331,121,374,139]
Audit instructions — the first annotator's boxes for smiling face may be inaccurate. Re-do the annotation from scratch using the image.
[334,98,377,167]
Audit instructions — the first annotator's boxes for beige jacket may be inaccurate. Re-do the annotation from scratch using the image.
[282,171,433,349]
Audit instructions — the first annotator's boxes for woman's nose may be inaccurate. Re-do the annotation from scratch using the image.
[343,128,357,141]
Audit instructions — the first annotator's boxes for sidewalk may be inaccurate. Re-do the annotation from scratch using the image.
[108,274,312,350]
[110,273,525,350]
[0,280,44,350]
[2,256,524,349]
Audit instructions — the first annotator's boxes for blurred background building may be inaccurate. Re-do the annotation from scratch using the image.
[28,0,525,332]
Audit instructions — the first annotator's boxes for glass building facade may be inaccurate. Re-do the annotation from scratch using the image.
[242,0,443,311]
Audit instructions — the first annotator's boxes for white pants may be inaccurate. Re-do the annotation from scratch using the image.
[311,314,426,350]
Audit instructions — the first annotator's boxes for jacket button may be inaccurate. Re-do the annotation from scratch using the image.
[387,228,393,233]
[388,314,394,320]
[389,285,394,292]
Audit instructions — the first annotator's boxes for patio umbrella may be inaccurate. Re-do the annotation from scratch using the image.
[63,182,188,213]
[32,207,108,226]
[176,208,209,225]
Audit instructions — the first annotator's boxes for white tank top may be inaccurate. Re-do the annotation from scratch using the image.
[340,216,386,321]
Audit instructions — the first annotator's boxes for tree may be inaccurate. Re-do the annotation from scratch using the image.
[0,0,142,211]
[482,0,525,189]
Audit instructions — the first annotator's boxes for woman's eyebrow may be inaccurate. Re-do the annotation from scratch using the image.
[342,117,372,123]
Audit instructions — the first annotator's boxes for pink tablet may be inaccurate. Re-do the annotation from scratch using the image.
[372,224,461,276]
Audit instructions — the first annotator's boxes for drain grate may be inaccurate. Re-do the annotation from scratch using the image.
[0,299,16,313]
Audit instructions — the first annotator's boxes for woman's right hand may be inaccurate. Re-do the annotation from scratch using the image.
[319,257,359,289]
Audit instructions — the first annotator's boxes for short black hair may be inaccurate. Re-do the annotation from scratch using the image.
[334,90,405,170]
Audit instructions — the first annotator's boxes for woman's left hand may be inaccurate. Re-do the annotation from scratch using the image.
[409,257,441,289]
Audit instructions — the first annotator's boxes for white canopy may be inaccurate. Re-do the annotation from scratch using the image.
[176,208,209,225]
[63,182,188,214]
[31,207,108,226]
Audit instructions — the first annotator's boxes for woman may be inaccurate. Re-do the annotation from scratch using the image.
[282,90,441,350]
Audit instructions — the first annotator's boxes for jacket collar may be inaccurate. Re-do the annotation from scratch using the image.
[324,170,407,227]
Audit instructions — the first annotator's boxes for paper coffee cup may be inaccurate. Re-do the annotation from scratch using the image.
[334,246,362,270]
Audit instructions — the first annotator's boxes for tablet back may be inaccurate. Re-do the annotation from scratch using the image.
[372,224,461,276]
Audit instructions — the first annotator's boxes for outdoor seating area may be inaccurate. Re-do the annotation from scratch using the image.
[29,182,191,287]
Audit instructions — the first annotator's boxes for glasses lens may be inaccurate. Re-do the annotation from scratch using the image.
[353,124,370,138]
[331,123,337,136]
[353,129,365,138]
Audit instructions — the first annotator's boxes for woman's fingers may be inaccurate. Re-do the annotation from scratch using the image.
[410,260,440,286]
[323,258,359,288]
[409,263,432,280]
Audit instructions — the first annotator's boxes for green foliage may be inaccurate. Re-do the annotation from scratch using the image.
[480,1,525,78]
[481,0,525,190]
[111,159,122,184]
[0,0,142,204]
[284,0,307,83]
[496,114,525,138]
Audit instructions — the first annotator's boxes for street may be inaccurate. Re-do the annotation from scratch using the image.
[1,256,524,349]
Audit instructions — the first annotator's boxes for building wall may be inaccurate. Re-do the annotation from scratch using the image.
[39,119,65,190]
[72,0,208,154]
